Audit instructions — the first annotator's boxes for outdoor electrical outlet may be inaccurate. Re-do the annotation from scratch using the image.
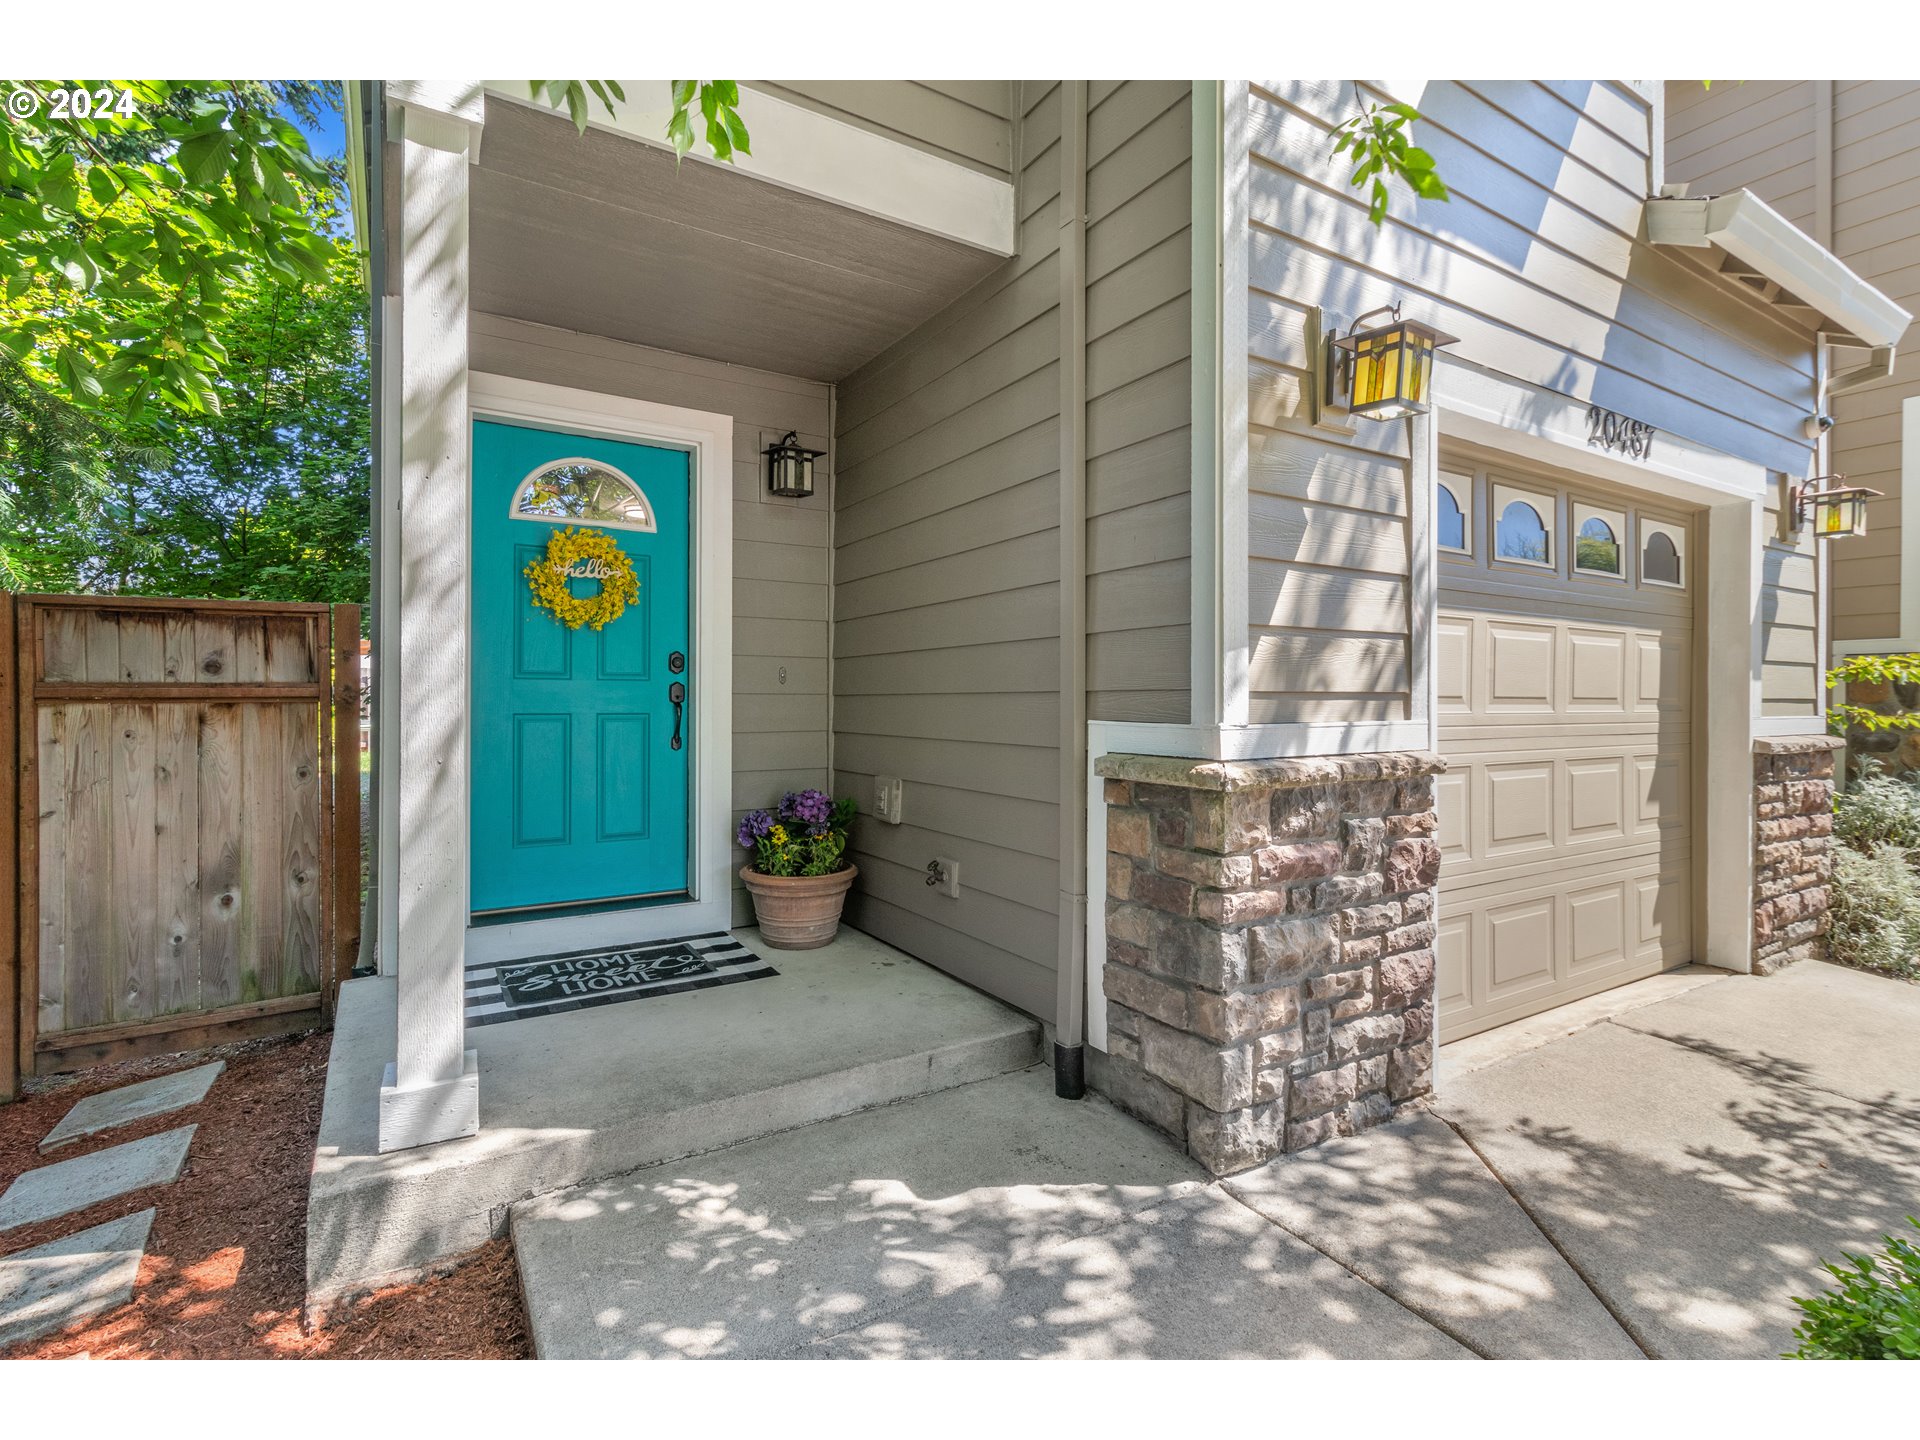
[874,775,904,824]
[932,857,960,899]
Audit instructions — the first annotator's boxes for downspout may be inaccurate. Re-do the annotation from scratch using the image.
[1054,80,1090,1099]
[352,80,391,975]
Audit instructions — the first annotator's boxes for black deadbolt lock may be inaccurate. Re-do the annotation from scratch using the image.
[668,651,686,674]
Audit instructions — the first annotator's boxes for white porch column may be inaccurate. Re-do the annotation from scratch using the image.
[379,84,485,1152]
[1701,497,1764,973]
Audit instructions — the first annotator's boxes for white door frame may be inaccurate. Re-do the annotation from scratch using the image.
[464,371,734,964]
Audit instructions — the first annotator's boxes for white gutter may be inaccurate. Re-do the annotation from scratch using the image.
[343,80,371,285]
[1647,189,1911,348]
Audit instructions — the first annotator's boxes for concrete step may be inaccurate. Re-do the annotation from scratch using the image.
[509,1067,1470,1360]
[307,927,1042,1309]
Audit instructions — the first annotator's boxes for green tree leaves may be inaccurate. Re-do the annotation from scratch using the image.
[1330,98,1451,227]
[0,241,369,603]
[0,80,342,417]
[534,80,750,166]
[1827,653,1920,737]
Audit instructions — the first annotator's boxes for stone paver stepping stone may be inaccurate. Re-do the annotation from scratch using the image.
[40,1062,224,1152]
[0,1209,154,1349]
[0,1126,195,1233]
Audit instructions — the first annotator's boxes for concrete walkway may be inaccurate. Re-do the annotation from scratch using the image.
[512,1068,1470,1359]
[510,960,1919,1359]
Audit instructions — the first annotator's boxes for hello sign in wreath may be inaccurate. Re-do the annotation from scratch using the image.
[524,526,641,630]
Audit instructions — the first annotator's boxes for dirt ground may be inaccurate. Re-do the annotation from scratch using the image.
[0,1031,530,1359]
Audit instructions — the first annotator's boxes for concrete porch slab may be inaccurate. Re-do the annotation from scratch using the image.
[307,926,1041,1308]
[1436,1017,1920,1358]
[512,1067,1468,1360]
[1608,961,1920,1111]
[0,1127,195,1233]
[1223,1111,1644,1359]
[40,1063,225,1153]
[0,1209,155,1350]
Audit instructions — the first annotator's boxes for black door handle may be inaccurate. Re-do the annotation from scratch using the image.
[669,681,685,750]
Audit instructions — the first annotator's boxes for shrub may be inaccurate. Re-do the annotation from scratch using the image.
[1785,1219,1920,1359]
[1827,844,1920,981]
[1833,771,1920,855]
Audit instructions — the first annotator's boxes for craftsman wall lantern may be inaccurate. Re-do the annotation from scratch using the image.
[1326,304,1459,420]
[764,431,824,498]
[1789,474,1882,539]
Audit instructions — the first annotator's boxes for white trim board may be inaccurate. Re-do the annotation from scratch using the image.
[464,372,735,966]
[479,81,1015,258]
[1189,81,1252,729]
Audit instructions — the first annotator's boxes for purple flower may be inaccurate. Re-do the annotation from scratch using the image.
[781,789,833,833]
[736,809,775,848]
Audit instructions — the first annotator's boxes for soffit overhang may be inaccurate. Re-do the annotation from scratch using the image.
[1647,189,1911,348]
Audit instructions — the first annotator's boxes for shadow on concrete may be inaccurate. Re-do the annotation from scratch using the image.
[1438,1014,1920,1358]
[1225,1111,1644,1359]
[510,1069,1469,1360]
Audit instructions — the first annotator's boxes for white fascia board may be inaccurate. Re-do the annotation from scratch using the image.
[480,82,1015,258]
[1647,190,1912,348]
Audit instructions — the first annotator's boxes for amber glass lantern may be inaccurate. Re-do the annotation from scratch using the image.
[1791,475,1881,539]
[1328,304,1459,420]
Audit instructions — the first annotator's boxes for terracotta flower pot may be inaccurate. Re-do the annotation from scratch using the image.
[740,864,858,950]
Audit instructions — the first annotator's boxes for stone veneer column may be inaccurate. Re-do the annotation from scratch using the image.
[1091,751,1445,1175]
[1752,737,1842,976]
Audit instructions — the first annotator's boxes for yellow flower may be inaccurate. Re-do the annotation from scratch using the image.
[524,526,641,630]
[769,824,789,845]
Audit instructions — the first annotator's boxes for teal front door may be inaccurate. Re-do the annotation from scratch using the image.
[470,418,692,915]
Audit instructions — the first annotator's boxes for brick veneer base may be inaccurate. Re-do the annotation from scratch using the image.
[1093,750,1444,1175]
[1753,737,1841,976]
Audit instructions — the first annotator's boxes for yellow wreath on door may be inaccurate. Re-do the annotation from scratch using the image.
[524,526,641,630]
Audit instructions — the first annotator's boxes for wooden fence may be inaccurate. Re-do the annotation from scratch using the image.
[2,594,362,1099]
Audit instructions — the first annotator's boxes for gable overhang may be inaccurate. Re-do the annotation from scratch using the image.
[1647,189,1912,349]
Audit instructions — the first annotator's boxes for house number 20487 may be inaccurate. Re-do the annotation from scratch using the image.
[1587,405,1657,460]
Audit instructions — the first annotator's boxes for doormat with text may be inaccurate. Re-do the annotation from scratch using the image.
[464,932,776,1027]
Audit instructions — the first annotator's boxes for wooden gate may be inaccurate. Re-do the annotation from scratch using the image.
[2,594,362,1097]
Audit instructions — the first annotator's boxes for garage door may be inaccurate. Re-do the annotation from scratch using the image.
[1434,463,1695,1040]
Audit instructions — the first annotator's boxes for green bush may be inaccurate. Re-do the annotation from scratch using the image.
[1833,772,1920,854]
[1827,845,1920,981]
[1786,1219,1920,1359]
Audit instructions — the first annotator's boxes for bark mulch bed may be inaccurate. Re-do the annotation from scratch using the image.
[0,1030,530,1359]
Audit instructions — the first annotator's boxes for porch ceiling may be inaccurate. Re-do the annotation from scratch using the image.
[469,98,1007,382]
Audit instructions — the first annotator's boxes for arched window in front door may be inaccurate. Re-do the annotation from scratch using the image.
[509,458,658,533]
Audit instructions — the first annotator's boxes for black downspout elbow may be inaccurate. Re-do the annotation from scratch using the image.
[1054,1041,1085,1100]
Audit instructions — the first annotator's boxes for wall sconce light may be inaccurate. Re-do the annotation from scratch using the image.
[764,431,823,498]
[1325,304,1459,421]
[1789,474,1882,539]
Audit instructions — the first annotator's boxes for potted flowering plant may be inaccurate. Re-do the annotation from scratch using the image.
[737,789,859,949]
